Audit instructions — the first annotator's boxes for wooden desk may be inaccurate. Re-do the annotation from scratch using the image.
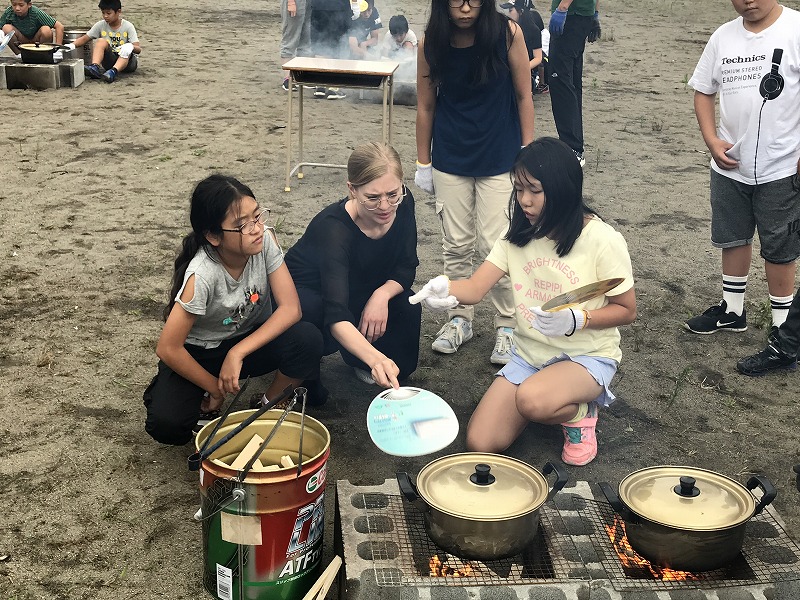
[282,57,399,191]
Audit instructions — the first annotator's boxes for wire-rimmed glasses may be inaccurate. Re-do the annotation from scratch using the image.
[220,208,270,235]
[355,185,407,211]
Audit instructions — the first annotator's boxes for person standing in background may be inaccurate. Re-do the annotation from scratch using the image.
[547,0,600,167]
[415,0,535,366]
[309,0,350,98]
[279,0,312,91]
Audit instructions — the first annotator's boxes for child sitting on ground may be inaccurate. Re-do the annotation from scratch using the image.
[348,0,382,59]
[65,0,140,83]
[1,0,64,53]
[380,15,416,59]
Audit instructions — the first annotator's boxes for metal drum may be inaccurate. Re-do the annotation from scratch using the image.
[63,29,92,64]
[195,409,330,599]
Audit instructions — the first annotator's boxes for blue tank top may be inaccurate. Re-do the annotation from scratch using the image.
[431,36,522,177]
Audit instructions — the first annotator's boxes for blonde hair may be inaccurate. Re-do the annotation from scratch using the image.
[347,142,404,187]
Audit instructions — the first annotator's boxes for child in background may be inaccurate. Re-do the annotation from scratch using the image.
[501,0,542,94]
[415,0,534,366]
[143,175,324,446]
[412,138,636,465]
[279,0,312,91]
[348,0,382,59]
[380,15,417,59]
[1,0,64,53]
[64,0,140,83]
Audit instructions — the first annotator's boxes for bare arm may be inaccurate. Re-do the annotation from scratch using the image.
[582,288,637,329]
[53,20,64,44]
[329,321,400,388]
[416,37,436,164]
[529,47,542,71]
[449,260,507,305]
[694,90,737,170]
[508,22,535,145]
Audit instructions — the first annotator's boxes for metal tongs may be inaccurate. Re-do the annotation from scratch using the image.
[187,379,293,471]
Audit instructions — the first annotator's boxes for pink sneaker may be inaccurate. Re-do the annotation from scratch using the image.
[561,404,598,466]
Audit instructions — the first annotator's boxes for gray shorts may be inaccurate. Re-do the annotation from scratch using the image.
[497,349,619,407]
[710,169,800,264]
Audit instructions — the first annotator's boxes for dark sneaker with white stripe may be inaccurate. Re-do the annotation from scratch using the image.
[193,410,220,436]
[737,343,797,376]
[684,301,747,334]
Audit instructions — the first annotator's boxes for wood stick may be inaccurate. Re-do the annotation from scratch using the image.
[230,434,264,470]
[302,555,342,600]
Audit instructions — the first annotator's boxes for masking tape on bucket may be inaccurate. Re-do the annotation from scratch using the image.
[221,513,263,545]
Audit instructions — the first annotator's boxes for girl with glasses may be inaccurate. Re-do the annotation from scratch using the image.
[143,174,325,446]
[412,138,636,466]
[285,142,422,388]
[415,0,535,368]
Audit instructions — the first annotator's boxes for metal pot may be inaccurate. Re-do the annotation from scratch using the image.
[63,29,92,63]
[19,42,64,64]
[397,453,568,560]
[599,466,776,571]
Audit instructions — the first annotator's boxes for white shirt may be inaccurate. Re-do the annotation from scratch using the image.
[688,6,800,184]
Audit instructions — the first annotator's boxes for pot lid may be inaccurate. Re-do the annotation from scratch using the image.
[618,466,757,530]
[415,453,548,520]
[20,43,56,51]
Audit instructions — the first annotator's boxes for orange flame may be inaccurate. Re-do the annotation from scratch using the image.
[429,554,476,577]
[605,516,702,581]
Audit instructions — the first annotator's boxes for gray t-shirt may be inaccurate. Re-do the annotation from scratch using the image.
[87,18,139,53]
[177,227,284,349]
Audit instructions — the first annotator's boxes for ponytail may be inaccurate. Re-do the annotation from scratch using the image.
[163,231,208,321]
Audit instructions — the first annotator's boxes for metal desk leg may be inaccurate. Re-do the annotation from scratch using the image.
[284,74,293,192]
[298,84,305,180]
[381,77,389,144]
[388,75,394,144]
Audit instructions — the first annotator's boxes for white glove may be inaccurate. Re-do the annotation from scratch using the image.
[118,42,134,59]
[530,306,585,337]
[64,42,76,51]
[409,275,458,310]
[351,7,361,18]
[414,161,434,194]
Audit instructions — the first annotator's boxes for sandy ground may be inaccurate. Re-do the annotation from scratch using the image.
[1,0,799,598]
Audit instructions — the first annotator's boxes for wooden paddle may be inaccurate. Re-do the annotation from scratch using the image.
[540,277,625,311]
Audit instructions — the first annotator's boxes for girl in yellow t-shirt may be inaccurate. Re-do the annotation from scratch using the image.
[411,137,636,466]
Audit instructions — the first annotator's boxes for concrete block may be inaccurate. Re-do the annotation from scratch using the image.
[58,58,84,87]
[5,62,61,90]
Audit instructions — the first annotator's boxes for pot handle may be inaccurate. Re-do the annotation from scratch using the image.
[541,462,569,502]
[746,474,777,515]
[396,472,419,502]
[598,481,640,524]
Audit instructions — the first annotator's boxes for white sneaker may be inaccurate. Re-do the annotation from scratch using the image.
[353,367,377,385]
[490,327,514,365]
[431,317,473,354]
[574,150,586,168]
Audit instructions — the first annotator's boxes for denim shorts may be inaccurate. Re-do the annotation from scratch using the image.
[497,348,619,407]
[710,169,800,264]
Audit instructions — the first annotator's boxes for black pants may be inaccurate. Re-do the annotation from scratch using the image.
[296,286,421,380]
[548,14,594,154]
[777,292,800,356]
[143,322,323,446]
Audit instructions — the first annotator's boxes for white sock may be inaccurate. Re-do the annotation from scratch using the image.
[565,403,589,424]
[722,275,747,316]
[770,294,793,327]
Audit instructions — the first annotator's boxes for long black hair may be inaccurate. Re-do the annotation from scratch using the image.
[423,0,515,86]
[163,174,256,320]
[505,137,595,256]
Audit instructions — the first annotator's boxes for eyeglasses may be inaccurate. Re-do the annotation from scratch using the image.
[220,209,270,235]
[448,0,483,8]
[355,185,406,211]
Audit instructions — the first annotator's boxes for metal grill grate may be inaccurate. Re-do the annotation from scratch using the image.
[355,493,588,587]
[580,498,800,592]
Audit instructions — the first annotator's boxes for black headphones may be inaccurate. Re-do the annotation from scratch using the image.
[759,48,784,101]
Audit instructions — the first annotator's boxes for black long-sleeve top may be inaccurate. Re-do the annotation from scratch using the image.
[284,192,419,328]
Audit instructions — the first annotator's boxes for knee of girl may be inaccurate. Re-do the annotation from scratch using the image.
[515,391,550,423]
[465,426,505,454]
[145,413,193,446]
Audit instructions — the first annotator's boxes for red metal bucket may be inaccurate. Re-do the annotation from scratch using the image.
[195,409,330,599]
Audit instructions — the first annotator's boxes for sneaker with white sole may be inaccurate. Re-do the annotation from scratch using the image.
[313,86,327,98]
[193,410,221,436]
[326,87,347,99]
[353,367,376,385]
[561,403,598,466]
[431,317,473,354]
[684,300,747,334]
[574,150,586,168]
[490,327,514,365]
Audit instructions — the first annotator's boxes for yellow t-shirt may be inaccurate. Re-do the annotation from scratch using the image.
[486,217,634,367]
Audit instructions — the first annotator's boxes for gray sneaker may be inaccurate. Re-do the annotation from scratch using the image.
[490,327,514,365]
[353,367,377,385]
[431,317,473,354]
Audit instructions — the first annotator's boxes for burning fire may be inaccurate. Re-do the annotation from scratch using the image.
[429,553,476,577]
[605,516,702,581]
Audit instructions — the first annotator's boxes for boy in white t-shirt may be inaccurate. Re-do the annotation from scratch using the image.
[380,15,416,58]
[684,0,800,338]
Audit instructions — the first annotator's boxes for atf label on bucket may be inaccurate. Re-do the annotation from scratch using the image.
[306,464,327,494]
